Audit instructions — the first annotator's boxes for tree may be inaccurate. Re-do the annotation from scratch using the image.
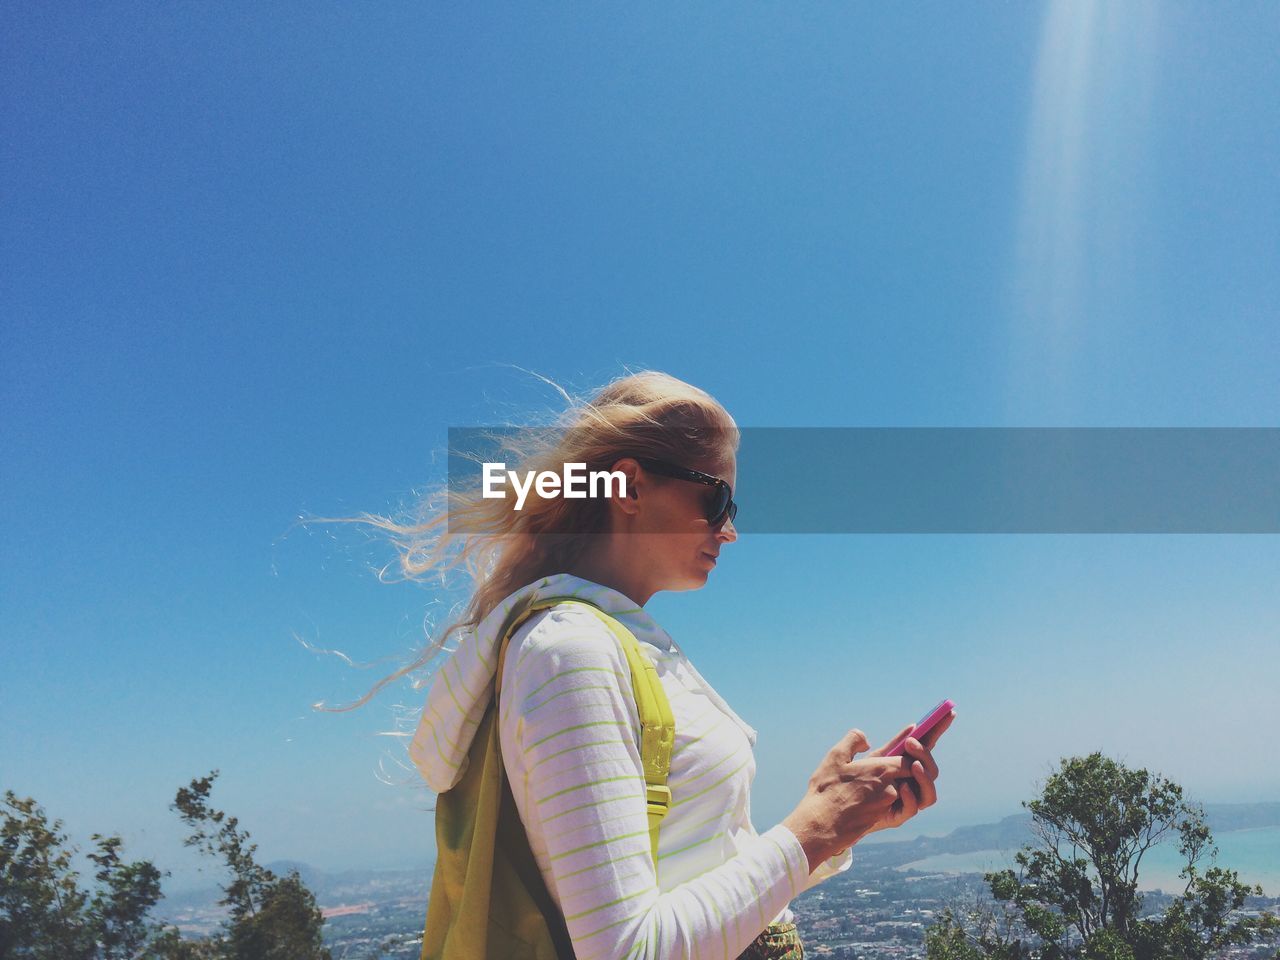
[142,928,224,960]
[2,779,331,960]
[86,835,166,959]
[226,874,328,960]
[171,772,331,960]
[924,909,990,960]
[926,754,1279,960]
[0,790,180,959]
[925,894,1030,960]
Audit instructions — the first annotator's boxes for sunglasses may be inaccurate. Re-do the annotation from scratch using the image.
[632,457,738,529]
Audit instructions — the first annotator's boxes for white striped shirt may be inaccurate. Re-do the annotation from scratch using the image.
[410,573,852,959]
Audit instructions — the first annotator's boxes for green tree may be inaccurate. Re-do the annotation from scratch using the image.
[86,834,167,959]
[171,772,330,960]
[925,909,988,960]
[143,928,224,960]
[924,895,1029,960]
[0,790,183,959]
[926,754,1279,960]
[227,874,328,960]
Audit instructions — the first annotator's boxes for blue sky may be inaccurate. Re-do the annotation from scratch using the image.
[3,3,1278,890]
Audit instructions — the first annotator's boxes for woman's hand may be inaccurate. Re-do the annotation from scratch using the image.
[781,712,954,872]
[861,710,953,836]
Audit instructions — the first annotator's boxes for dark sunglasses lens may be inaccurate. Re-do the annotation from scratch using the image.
[708,487,733,526]
[720,500,737,527]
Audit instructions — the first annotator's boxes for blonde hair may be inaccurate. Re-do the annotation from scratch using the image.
[313,369,738,712]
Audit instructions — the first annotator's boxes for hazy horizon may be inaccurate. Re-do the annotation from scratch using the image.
[146,805,1280,899]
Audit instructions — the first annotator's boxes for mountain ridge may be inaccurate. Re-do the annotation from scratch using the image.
[856,801,1280,869]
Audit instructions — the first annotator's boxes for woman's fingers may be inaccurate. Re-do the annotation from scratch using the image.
[894,770,920,820]
[921,711,955,750]
[877,757,919,811]
[870,724,915,757]
[911,759,938,809]
[833,727,870,761]
[874,756,916,781]
[802,719,949,853]
[903,737,939,781]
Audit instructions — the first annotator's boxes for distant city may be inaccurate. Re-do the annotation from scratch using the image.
[155,804,1280,959]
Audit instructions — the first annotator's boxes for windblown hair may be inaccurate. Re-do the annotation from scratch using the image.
[314,369,739,712]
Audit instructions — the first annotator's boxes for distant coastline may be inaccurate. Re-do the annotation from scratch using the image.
[156,802,1280,915]
[879,804,1280,897]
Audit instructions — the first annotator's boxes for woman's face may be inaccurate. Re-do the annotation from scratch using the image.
[624,452,738,594]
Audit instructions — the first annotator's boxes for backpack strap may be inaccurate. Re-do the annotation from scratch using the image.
[493,594,675,867]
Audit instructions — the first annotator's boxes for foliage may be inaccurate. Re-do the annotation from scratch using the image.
[924,908,990,960]
[924,891,1035,960]
[0,790,176,959]
[226,873,328,960]
[2,776,333,959]
[925,754,1279,960]
[171,772,331,960]
[143,927,225,960]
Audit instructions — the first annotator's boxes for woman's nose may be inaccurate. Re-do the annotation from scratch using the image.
[717,515,738,542]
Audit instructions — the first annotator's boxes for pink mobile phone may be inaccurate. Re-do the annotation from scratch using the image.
[883,699,956,757]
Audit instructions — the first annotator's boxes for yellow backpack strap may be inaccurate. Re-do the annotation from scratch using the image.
[578,603,675,867]
[497,595,675,867]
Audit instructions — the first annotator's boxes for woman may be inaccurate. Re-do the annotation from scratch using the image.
[398,370,952,959]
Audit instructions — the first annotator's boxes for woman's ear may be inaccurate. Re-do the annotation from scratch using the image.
[609,457,642,515]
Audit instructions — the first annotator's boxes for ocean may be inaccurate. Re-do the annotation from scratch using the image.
[898,825,1280,896]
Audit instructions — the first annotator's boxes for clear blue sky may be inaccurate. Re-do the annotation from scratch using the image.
[3,3,1278,891]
